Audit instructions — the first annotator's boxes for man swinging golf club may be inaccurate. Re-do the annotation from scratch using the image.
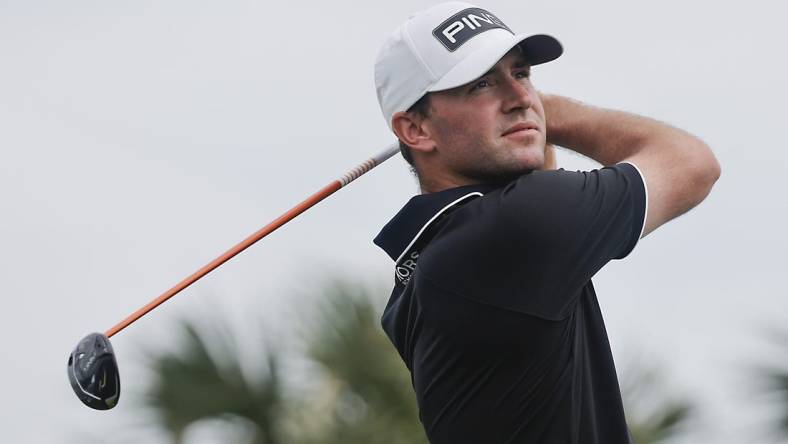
[372,2,721,443]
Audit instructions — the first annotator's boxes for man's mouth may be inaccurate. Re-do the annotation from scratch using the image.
[501,121,539,137]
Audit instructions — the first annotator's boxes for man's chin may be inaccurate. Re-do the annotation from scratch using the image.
[513,146,546,171]
[460,143,547,184]
[472,162,542,185]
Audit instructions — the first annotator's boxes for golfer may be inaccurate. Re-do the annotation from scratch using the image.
[372,2,720,443]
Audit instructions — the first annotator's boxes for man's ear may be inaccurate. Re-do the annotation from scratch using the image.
[391,111,436,154]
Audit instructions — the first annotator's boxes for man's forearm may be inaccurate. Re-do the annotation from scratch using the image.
[541,143,557,170]
[541,94,705,167]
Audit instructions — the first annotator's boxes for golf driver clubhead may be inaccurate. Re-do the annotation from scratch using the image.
[67,333,120,410]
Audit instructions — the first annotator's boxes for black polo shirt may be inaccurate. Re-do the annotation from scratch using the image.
[374,163,647,444]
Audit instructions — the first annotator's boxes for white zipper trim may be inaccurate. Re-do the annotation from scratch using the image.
[394,192,484,265]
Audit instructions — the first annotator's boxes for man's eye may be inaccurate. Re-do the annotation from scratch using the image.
[516,70,531,79]
[469,79,490,92]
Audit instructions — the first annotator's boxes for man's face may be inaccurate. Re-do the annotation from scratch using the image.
[423,47,547,184]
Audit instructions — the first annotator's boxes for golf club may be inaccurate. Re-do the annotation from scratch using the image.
[68,143,400,410]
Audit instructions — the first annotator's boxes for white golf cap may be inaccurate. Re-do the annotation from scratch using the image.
[374,1,562,129]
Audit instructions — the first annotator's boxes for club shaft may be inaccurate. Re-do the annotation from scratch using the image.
[105,144,399,338]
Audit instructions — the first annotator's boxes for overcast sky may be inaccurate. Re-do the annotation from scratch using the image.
[1,0,786,443]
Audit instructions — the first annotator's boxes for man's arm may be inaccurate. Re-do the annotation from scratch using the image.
[541,143,557,170]
[541,93,721,238]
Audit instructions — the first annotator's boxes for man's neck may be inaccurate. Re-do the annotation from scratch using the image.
[419,173,485,194]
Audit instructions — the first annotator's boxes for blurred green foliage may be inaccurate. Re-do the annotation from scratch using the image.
[141,281,426,444]
[619,360,693,444]
[144,322,285,444]
[137,279,721,444]
[757,331,788,441]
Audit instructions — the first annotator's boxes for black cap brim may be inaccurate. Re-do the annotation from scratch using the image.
[518,34,563,66]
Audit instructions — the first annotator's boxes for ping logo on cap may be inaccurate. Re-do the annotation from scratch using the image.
[432,8,513,52]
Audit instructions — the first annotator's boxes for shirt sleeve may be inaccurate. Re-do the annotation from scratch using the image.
[418,163,647,320]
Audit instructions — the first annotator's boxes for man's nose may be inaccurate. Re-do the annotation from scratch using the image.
[500,77,532,114]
